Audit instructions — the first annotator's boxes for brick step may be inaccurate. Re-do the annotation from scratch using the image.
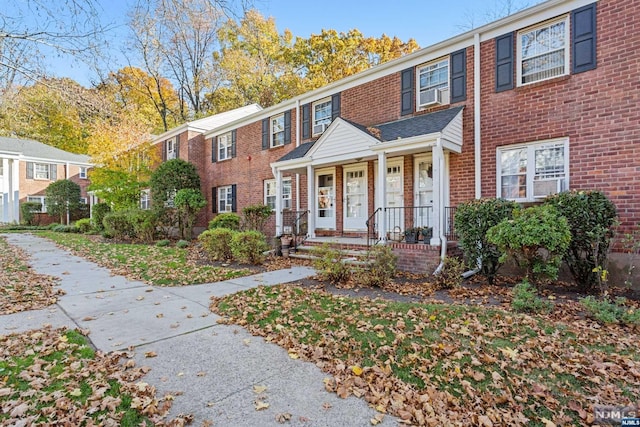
[288,244,373,267]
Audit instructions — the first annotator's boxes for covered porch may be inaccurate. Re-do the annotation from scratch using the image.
[271,107,464,249]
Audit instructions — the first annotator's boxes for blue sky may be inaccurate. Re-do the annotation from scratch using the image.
[51,0,541,85]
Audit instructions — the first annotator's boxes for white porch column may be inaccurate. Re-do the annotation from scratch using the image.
[376,152,387,242]
[274,168,283,236]
[431,142,444,246]
[1,158,9,222]
[306,165,315,238]
[7,159,19,223]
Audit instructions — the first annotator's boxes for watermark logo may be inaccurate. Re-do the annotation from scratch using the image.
[594,404,639,426]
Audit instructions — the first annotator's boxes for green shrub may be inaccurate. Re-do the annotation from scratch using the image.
[91,203,111,231]
[454,198,519,284]
[545,190,617,292]
[355,245,397,287]
[127,209,157,243]
[312,243,351,284]
[176,239,190,248]
[231,230,269,264]
[198,228,236,261]
[155,239,171,247]
[432,257,466,290]
[511,280,553,314]
[52,224,79,233]
[487,204,571,284]
[20,201,42,226]
[47,223,61,230]
[74,218,92,233]
[241,204,272,232]
[580,296,640,325]
[102,210,135,240]
[209,213,241,230]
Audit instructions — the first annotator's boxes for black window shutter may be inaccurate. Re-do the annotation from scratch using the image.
[231,184,237,213]
[400,67,414,115]
[331,93,341,121]
[572,2,597,74]
[162,143,167,161]
[50,164,57,180]
[211,137,217,163]
[211,187,217,213]
[175,139,180,159]
[26,162,33,179]
[495,32,514,92]
[231,130,237,157]
[262,118,269,150]
[283,111,291,145]
[301,103,310,140]
[450,48,467,103]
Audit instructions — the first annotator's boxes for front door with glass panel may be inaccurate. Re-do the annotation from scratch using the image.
[343,166,367,230]
[415,155,434,228]
[316,170,335,229]
[375,160,404,231]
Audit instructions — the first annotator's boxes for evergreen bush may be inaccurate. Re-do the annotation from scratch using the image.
[230,230,269,264]
[198,228,236,261]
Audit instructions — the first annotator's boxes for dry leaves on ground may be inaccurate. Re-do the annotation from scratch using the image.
[0,236,64,315]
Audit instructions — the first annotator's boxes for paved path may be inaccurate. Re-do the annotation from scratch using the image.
[1,233,396,426]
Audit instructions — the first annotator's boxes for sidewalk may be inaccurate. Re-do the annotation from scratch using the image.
[1,233,396,426]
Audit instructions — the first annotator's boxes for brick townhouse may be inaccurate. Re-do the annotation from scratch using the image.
[0,137,93,224]
[156,0,639,274]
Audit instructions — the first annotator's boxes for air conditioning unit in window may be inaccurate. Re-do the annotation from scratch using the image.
[313,122,329,135]
[533,178,565,198]
[419,88,449,107]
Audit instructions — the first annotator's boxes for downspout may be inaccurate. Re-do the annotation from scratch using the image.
[433,139,447,275]
[295,100,301,213]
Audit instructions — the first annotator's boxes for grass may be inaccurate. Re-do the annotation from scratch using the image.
[212,285,640,426]
[0,328,162,426]
[38,231,251,286]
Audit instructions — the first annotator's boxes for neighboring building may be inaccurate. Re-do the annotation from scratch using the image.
[0,137,93,224]
[156,0,639,274]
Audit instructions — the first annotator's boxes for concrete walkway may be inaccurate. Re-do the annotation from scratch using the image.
[1,233,397,426]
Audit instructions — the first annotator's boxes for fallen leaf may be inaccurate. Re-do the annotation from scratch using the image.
[276,412,292,423]
[255,400,270,411]
[144,351,157,358]
[253,385,267,394]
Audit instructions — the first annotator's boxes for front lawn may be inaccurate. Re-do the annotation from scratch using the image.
[39,232,251,286]
[212,285,640,426]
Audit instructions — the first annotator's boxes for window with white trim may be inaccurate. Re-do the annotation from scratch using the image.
[417,57,449,108]
[27,196,46,213]
[518,16,569,85]
[79,167,87,179]
[34,163,50,180]
[264,178,292,211]
[166,138,177,160]
[312,97,332,136]
[218,185,234,213]
[498,139,569,202]
[140,189,151,210]
[271,114,285,147]
[218,132,233,161]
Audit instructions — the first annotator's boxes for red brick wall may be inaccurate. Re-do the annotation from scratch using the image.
[479,0,640,233]
[342,73,401,126]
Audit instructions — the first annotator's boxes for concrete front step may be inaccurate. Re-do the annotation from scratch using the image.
[288,245,372,267]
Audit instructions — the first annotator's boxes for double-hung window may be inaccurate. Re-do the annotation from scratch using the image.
[498,138,569,202]
[271,114,285,147]
[312,98,332,136]
[166,138,177,160]
[27,196,46,213]
[218,132,233,161]
[518,16,569,85]
[34,163,50,180]
[79,167,87,179]
[264,178,292,211]
[140,189,151,210]
[218,185,234,213]
[417,58,449,108]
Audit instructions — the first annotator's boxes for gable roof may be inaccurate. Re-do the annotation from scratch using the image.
[152,104,262,144]
[0,137,91,164]
[373,107,464,142]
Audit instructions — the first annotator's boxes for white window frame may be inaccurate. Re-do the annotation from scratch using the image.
[79,167,87,179]
[271,114,285,147]
[140,189,151,210]
[34,163,50,180]
[27,196,46,213]
[312,97,332,136]
[218,132,233,161]
[166,138,177,160]
[218,185,233,213]
[517,16,570,86]
[264,178,292,211]
[496,138,569,202]
[417,57,449,108]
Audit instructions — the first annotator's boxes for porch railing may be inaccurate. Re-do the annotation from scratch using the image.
[366,205,458,246]
[366,207,382,247]
[444,206,458,241]
[282,209,309,250]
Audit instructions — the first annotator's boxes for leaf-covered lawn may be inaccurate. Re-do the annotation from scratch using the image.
[212,285,640,426]
[39,232,251,286]
[0,327,172,426]
[0,236,64,315]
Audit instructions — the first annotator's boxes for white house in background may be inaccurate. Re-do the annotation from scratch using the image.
[0,136,93,224]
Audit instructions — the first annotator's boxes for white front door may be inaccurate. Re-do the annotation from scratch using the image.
[343,165,367,230]
[414,154,434,228]
[316,169,335,229]
[375,159,404,231]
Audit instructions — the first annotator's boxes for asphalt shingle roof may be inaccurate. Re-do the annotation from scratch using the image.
[373,106,464,142]
[277,141,315,162]
[0,136,91,164]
